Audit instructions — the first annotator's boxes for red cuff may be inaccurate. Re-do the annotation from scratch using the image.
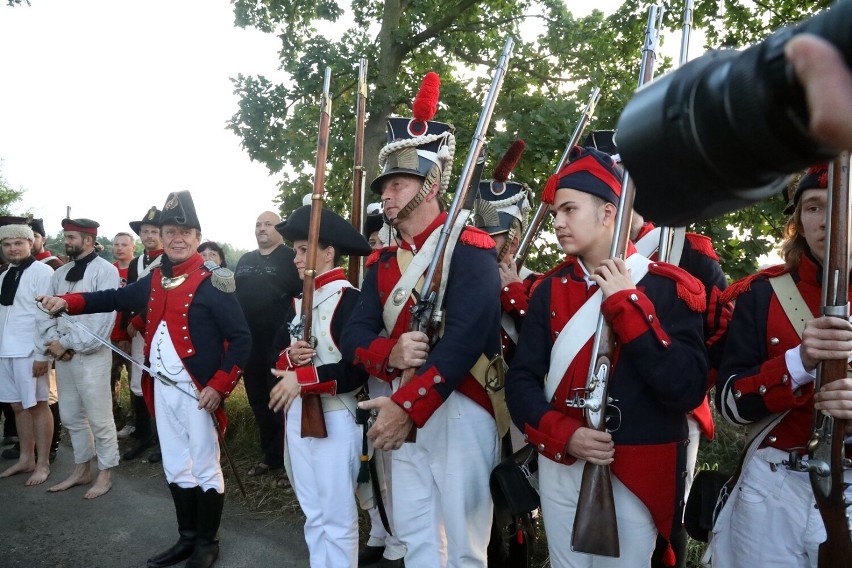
[301,380,337,396]
[353,338,400,381]
[602,289,671,346]
[207,366,242,398]
[500,282,530,316]
[295,365,319,386]
[391,365,446,428]
[738,357,811,413]
[61,294,86,315]
[523,410,581,464]
[276,349,294,371]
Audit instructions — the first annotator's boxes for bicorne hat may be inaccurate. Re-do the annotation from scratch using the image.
[276,205,372,257]
[370,72,456,197]
[160,191,201,231]
[130,206,163,236]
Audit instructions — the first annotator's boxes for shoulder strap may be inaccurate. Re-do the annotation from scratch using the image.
[768,273,811,339]
[381,227,442,333]
[543,253,652,402]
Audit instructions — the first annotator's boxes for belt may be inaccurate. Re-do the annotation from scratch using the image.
[320,393,356,414]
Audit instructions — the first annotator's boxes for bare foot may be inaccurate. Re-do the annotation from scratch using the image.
[84,469,112,499]
[48,463,91,493]
[25,464,50,486]
[0,460,36,479]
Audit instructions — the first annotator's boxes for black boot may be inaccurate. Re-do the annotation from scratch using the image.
[147,484,198,568]
[50,402,61,448]
[185,488,224,568]
[124,396,154,461]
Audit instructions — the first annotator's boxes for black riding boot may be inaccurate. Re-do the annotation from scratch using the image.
[185,488,224,568]
[147,484,198,568]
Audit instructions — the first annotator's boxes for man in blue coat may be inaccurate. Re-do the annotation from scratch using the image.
[39,191,251,568]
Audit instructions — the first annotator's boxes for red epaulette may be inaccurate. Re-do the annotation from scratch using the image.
[721,264,789,305]
[529,256,574,296]
[365,246,397,267]
[460,226,495,249]
[685,232,720,261]
[648,262,707,313]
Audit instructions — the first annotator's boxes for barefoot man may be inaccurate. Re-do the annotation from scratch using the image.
[0,219,55,486]
[42,218,120,499]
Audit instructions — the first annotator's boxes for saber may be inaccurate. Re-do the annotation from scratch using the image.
[39,302,248,499]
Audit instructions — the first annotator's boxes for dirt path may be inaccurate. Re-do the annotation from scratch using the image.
[0,440,309,568]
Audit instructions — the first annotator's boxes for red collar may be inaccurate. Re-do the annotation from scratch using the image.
[400,212,447,252]
[635,221,656,240]
[170,253,205,276]
[147,249,164,260]
[314,267,347,290]
[34,251,53,261]
[799,252,821,285]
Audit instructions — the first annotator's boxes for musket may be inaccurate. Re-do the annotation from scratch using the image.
[515,87,601,271]
[399,37,514,394]
[807,153,852,567]
[571,5,664,557]
[38,304,248,498]
[348,58,369,286]
[657,0,693,263]
[296,66,332,439]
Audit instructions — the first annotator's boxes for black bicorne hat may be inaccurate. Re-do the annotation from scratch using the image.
[160,191,201,231]
[370,72,455,195]
[28,218,46,237]
[583,130,619,156]
[276,205,372,256]
[363,203,385,237]
[130,206,163,236]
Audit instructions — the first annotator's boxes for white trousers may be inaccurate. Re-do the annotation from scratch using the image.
[287,397,361,568]
[391,392,499,568]
[129,334,144,396]
[539,457,657,568]
[708,446,852,567]
[155,378,223,493]
[55,348,119,469]
[684,414,701,505]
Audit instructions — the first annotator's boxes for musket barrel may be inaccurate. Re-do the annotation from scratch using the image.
[515,86,601,270]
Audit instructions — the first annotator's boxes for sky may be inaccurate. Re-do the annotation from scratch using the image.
[0,0,286,250]
[0,0,680,252]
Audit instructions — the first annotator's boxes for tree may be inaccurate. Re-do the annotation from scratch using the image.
[0,162,25,215]
[229,0,831,278]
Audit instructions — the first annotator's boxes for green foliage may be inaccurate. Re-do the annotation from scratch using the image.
[229,0,830,279]
[0,163,25,216]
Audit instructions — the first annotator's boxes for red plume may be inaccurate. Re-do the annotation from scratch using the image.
[812,165,829,189]
[412,72,441,122]
[493,140,526,182]
[541,173,559,205]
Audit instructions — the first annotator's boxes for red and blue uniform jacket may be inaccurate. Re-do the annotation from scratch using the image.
[636,222,733,439]
[499,270,540,365]
[340,212,502,428]
[505,253,707,547]
[716,253,840,451]
[62,253,251,432]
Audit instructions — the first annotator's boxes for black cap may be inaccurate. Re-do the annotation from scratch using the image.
[130,207,162,236]
[161,191,201,231]
[583,130,619,156]
[61,218,99,235]
[28,218,46,236]
[0,215,29,226]
[276,205,372,256]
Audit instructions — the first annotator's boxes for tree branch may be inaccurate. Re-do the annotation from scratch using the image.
[407,0,483,45]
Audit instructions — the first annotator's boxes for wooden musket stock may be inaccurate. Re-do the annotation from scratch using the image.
[300,67,333,439]
[571,5,664,557]
[809,152,852,568]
